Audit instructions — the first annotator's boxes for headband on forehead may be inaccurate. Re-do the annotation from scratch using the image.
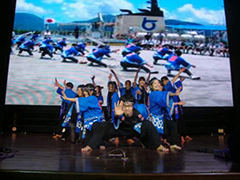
[123,101,134,105]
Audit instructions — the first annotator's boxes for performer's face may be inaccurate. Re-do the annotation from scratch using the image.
[125,81,131,90]
[108,84,113,93]
[162,79,169,86]
[77,87,83,97]
[123,102,134,117]
[152,79,162,91]
[139,79,145,87]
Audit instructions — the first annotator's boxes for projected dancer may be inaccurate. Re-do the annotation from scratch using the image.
[121,43,142,57]
[53,38,67,53]
[39,37,54,59]
[153,45,173,65]
[80,95,169,152]
[61,43,87,64]
[86,45,119,67]
[165,50,200,80]
[17,38,37,56]
[120,52,158,74]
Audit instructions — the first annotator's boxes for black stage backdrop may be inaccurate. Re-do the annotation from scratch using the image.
[0,0,239,134]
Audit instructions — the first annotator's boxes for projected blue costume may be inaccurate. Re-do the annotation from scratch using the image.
[153,47,173,64]
[86,46,111,67]
[18,38,36,56]
[39,38,54,59]
[164,50,200,80]
[54,38,67,53]
[61,45,81,63]
[77,42,88,55]
[121,43,142,57]
[120,52,155,73]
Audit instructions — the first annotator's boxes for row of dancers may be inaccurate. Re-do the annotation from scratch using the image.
[11,35,200,80]
[53,67,192,152]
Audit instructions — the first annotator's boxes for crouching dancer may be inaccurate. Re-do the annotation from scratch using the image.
[82,95,169,152]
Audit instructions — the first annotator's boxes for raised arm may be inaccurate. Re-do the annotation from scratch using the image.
[133,66,141,87]
[110,69,121,87]
[172,68,185,83]
[55,78,64,90]
[90,75,96,87]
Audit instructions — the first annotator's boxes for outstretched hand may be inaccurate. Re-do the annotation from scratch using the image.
[114,101,124,116]
[175,86,182,96]
[54,78,59,87]
[90,75,95,80]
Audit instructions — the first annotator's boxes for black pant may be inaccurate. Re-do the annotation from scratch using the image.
[63,56,78,63]
[120,61,150,73]
[164,119,178,145]
[88,120,161,149]
[87,57,107,67]
[19,48,33,56]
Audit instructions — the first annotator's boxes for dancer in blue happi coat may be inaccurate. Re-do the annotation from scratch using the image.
[61,43,87,64]
[165,50,200,80]
[39,37,54,59]
[121,43,142,57]
[54,38,67,53]
[86,45,113,67]
[148,77,184,150]
[76,42,89,56]
[120,52,158,74]
[62,83,105,149]
[80,94,169,152]
[161,74,193,143]
[18,38,37,56]
[110,69,134,97]
[153,45,173,65]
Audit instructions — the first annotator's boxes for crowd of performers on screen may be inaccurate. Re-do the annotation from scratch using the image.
[11,32,228,80]
[52,66,193,152]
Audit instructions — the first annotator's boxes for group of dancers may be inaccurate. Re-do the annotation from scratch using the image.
[11,32,201,80]
[53,66,192,152]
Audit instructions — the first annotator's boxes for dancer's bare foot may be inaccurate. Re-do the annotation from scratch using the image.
[81,146,92,152]
[170,144,182,150]
[52,134,62,139]
[127,139,134,145]
[163,139,170,147]
[114,137,119,146]
[181,136,185,143]
[100,145,106,150]
[79,60,87,64]
[185,135,193,141]
[157,145,169,152]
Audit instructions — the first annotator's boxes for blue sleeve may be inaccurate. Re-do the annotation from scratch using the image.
[75,96,99,113]
[56,87,63,95]
[132,86,141,102]
[111,92,119,110]
[179,57,191,68]
[134,104,149,120]
[111,110,124,129]
[98,95,104,104]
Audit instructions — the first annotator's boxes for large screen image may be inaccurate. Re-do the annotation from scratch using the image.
[5,0,233,106]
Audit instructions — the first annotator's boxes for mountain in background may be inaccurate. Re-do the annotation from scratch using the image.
[14,13,44,31]
[13,13,204,31]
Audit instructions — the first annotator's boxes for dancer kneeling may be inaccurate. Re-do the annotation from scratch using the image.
[82,95,169,152]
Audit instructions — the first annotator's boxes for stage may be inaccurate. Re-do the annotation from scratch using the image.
[0,133,240,179]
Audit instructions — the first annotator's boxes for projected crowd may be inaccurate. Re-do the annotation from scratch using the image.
[11,31,229,80]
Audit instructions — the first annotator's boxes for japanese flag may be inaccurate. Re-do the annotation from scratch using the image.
[45,18,56,24]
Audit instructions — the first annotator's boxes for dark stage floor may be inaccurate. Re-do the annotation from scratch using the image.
[0,133,240,179]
